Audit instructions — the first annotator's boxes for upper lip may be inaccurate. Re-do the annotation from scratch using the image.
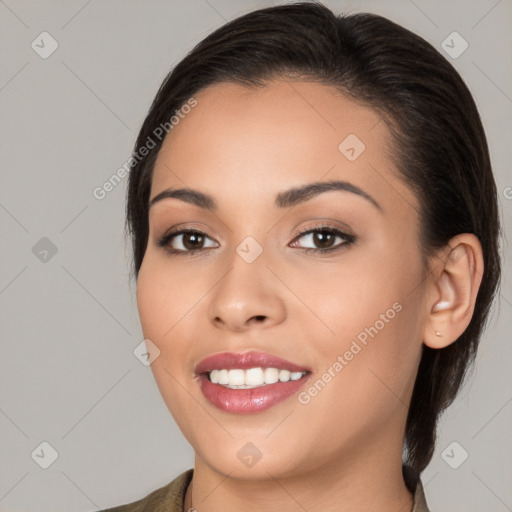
[195,351,311,374]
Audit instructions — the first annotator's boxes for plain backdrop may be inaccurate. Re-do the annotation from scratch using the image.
[0,1,511,511]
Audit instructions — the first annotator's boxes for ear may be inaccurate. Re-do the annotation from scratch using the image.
[423,233,484,349]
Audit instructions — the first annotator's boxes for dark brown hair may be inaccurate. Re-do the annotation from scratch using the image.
[125,2,502,475]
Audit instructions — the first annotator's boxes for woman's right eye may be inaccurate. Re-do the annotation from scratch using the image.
[157,229,218,255]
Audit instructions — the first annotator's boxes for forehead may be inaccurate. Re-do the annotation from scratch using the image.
[150,79,417,215]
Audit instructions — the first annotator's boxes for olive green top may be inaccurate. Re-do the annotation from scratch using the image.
[99,465,430,512]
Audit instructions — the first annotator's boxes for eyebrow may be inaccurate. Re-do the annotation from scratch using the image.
[149,180,382,212]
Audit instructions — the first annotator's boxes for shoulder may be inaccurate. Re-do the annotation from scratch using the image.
[96,468,193,512]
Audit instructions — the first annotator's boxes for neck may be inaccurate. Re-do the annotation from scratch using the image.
[183,439,414,512]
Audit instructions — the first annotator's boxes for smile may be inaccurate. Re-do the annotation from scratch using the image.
[195,351,312,413]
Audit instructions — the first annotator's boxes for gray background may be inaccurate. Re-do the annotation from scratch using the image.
[0,0,510,511]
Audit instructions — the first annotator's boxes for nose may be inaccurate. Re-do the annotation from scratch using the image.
[207,248,287,332]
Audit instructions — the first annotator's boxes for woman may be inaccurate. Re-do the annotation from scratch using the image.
[100,2,501,511]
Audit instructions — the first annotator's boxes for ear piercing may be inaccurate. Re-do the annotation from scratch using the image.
[435,331,442,337]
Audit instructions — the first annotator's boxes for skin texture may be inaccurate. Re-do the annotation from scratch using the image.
[136,79,484,512]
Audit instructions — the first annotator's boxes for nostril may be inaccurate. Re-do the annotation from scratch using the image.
[250,315,267,323]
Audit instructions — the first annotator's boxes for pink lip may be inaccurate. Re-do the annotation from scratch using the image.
[198,373,312,414]
[195,351,311,374]
[195,351,312,414]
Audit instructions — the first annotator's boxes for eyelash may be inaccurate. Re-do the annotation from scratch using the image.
[157,224,356,257]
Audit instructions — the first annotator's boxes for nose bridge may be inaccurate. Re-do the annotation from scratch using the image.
[207,233,285,330]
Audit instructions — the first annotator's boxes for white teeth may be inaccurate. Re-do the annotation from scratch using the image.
[208,367,307,388]
[245,367,264,386]
[264,367,279,384]
[228,369,245,385]
[218,369,229,385]
[278,370,290,382]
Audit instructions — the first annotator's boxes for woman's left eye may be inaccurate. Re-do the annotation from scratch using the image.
[157,226,356,255]
[290,226,356,253]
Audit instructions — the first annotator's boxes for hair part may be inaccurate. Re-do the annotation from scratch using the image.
[125,1,502,475]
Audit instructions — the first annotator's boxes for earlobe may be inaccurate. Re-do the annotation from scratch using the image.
[423,234,484,349]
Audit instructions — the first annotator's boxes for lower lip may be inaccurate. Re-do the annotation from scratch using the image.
[198,373,311,414]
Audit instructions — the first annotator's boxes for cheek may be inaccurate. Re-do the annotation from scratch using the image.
[136,259,199,421]
[136,264,169,340]
[295,241,424,382]
[293,246,418,334]
[136,255,203,340]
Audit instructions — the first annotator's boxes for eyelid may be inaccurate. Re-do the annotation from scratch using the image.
[158,222,219,241]
[292,222,351,237]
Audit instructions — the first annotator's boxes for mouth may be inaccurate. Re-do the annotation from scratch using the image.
[195,351,312,413]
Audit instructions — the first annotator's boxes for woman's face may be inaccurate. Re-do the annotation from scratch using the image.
[137,79,428,478]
